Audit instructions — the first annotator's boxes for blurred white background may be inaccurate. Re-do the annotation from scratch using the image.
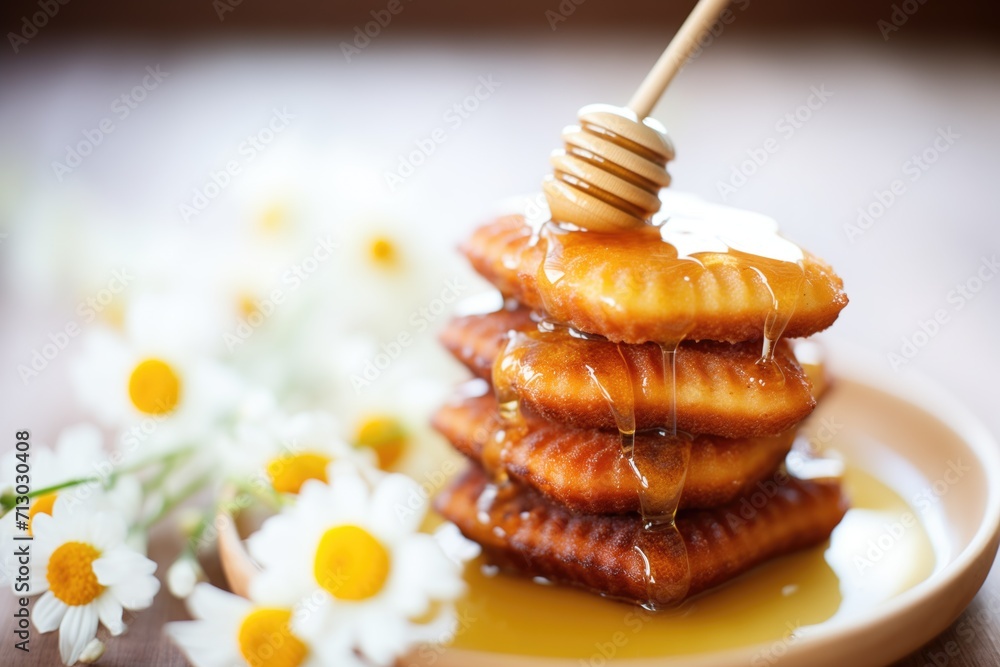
[2,34,998,437]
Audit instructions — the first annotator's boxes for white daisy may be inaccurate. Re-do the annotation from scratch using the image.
[26,496,160,665]
[341,361,453,475]
[0,425,142,584]
[247,467,473,666]
[1,424,104,531]
[70,318,247,456]
[330,214,462,342]
[167,583,330,667]
[221,406,377,496]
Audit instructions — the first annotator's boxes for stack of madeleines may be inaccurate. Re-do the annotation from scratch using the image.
[434,193,850,608]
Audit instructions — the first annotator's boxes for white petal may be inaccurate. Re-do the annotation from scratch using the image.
[110,572,160,611]
[246,514,300,567]
[326,470,371,522]
[186,583,250,624]
[166,620,239,667]
[291,591,336,641]
[29,512,61,552]
[52,499,97,543]
[78,637,106,663]
[87,512,127,551]
[357,611,409,666]
[370,474,424,541]
[95,594,124,635]
[93,549,156,586]
[248,569,304,608]
[33,591,67,633]
[433,523,481,565]
[59,604,99,665]
[390,535,466,613]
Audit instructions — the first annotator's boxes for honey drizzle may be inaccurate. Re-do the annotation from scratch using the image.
[620,341,693,609]
[477,336,530,524]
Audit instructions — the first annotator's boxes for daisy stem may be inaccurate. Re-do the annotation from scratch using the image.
[0,478,90,517]
[0,447,200,517]
[15,477,94,500]
[139,448,194,494]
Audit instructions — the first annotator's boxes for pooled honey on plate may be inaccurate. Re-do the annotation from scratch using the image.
[444,464,936,660]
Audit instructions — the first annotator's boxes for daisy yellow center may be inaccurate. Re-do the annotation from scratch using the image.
[239,293,261,319]
[354,415,408,469]
[47,542,104,606]
[368,236,399,268]
[237,608,308,667]
[27,493,58,535]
[103,300,126,329]
[259,204,288,234]
[128,358,181,415]
[266,452,331,495]
[313,525,390,601]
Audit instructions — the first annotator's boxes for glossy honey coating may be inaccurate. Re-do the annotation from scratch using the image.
[461,214,848,345]
[543,105,675,232]
[436,466,848,608]
[440,308,815,438]
[433,393,795,513]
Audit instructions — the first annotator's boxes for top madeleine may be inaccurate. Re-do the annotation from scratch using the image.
[462,195,848,345]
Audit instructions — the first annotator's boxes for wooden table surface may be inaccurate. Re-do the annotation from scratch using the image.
[1,29,998,667]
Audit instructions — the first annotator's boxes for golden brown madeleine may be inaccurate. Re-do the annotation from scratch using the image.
[436,465,848,608]
[433,394,795,512]
[441,309,816,438]
[461,216,847,345]
[439,305,535,380]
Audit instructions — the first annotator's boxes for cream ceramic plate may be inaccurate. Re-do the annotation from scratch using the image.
[220,345,1000,667]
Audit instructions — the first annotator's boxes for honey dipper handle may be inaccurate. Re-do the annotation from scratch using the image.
[627,0,731,118]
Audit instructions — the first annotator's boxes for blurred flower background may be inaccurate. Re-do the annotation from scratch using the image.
[0,0,998,665]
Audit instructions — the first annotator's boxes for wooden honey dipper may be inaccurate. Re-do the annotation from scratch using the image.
[543,0,731,232]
